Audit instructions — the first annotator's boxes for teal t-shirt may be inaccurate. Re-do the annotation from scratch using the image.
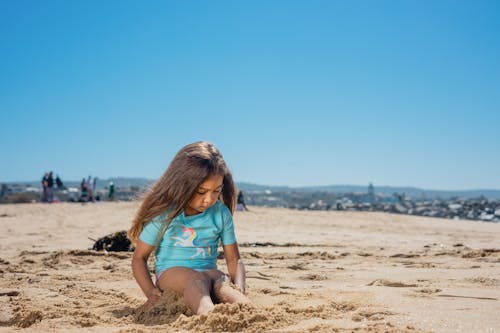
[139,200,236,273]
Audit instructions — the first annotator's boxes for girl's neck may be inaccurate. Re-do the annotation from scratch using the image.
[184,206,202,216]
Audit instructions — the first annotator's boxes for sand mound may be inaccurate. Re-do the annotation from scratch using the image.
[171,301,362,332]
[132,289,192,325]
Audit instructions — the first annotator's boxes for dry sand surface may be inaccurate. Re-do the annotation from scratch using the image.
[0,202,499,332]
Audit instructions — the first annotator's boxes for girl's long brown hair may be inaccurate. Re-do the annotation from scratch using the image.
[128,141,236,245]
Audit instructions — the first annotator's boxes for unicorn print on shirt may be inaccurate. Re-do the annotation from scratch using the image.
[171,227,206,258]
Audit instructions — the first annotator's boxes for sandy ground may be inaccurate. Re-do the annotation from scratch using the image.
[0,202,499,332]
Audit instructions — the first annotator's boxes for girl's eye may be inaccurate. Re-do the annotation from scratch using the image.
[196,188,222,195]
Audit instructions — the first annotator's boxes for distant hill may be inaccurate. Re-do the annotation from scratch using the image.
[236,182,500,200]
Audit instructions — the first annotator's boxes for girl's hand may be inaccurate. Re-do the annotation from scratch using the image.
[235,259,246,294]
[143,287,162,309]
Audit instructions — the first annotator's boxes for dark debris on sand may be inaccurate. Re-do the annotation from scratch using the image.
[91,231,133,252]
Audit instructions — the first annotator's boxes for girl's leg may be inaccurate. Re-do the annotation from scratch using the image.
[205,269,250,304]
[157,267,214,315]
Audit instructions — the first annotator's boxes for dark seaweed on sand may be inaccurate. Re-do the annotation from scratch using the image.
[91,231,133,252]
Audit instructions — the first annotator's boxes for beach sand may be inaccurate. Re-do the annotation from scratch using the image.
[0,202,499,332]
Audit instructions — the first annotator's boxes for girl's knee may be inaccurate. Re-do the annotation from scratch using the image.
[158,267,207,293]
[212,274,250,304]
[183,272,215,315]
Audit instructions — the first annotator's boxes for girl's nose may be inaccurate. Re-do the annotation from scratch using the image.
[204,191,219,204]
[203,193,213,203]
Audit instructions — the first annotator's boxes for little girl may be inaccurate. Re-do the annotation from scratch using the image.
[128,141,248,315]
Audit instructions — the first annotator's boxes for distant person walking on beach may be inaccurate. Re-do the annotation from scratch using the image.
[41,172,49,202]
[45,171,55,203]
[87,175,95,202]
[128,141,248,315]
[237,190,249,211]
[80,178,88,202]
[108,181,115,201]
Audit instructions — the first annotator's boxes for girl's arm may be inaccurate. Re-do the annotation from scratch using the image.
[223,243,242,282]
[132,240,161,306]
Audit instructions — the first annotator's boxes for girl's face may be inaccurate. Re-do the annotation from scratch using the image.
[185,174,223,216]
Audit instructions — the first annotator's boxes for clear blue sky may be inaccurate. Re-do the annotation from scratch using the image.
[1,0,499,190]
